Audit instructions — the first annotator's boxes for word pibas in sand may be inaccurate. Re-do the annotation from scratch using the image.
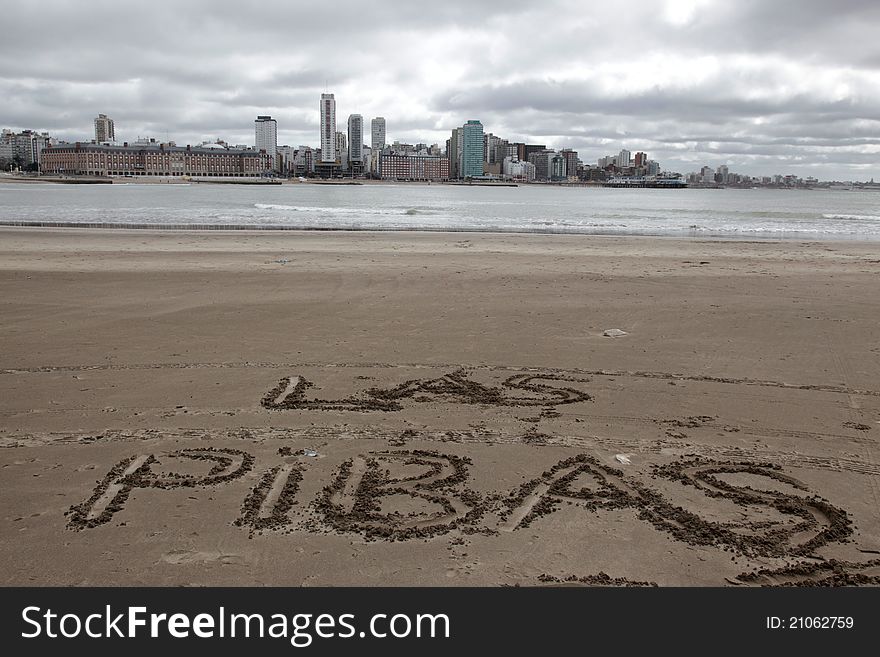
[64,445,880,586]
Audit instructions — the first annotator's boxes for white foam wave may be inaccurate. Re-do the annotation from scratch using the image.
[822,213,880,221]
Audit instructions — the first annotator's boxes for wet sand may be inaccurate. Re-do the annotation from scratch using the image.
[1,227,879,586]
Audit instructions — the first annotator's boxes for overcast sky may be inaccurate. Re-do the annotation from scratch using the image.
[2,0,879,179]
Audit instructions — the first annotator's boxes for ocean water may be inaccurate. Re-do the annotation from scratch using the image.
[1,182,879,240]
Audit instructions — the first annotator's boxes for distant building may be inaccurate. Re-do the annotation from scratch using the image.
[277,144,293,174]
[485,133,506,165]
[1,129,51,169]
[447,126,464,179]
[293,146,314,176]
[334,131,348,170]
[559,149,579,178]
[41,142,272,177]
[347,114,363,165]
[549,152,567,181]
[521,144,546,164]
[378,152,449,180]
[616,149,631,168]
[634,152,647,167]
[461,120,484,178]
[371,117,386,151]
[254,115,278,163]
[320,93,337,164]
[502,156,535,182]
[94,114,115,144]
[528,149,554,180]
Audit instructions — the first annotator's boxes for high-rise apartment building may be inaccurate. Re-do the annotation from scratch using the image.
[616,149,632,168]
[447,127,464,179]
[461,120,484,178]
[254,115,277,163]
[371,117,386,151]
[347,115,363,164]
[320,93,337,163]
[634,151,647,167]
[1,129,51,169]
[521,144,546,164]
[559,149,579,178]
[94,114,115,144]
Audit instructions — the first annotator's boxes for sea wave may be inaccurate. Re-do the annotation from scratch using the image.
[822,213,880,221]
[254,203,434,216]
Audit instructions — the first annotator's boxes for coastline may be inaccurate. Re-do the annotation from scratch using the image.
[1,228,878,586]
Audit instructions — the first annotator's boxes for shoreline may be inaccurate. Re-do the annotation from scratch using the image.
[2,221,879,243]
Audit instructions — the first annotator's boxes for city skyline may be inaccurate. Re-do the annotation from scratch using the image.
[1,1,878,180]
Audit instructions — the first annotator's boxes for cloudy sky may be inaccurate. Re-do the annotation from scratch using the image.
[3,0,879,179]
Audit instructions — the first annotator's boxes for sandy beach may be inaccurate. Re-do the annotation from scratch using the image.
[1,227,878,586]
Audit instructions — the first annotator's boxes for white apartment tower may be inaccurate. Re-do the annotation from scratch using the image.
[348,114,363,164]
[94,114,115,144]
[320,93,337,163]
[254,115,278,161]
[371,117,386,151]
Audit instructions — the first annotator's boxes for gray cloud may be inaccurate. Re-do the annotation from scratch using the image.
[1,0,878,179]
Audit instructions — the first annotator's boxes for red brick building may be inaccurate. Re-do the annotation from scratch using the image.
[40,142,272,177]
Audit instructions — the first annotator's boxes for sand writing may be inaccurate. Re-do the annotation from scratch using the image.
[67,448,857,564]
[66,448,254,530]
[314,450,484,541]
[734,558,880,586]
[235,463,304,534]
[498,455,851,558]
[261,370,592,412]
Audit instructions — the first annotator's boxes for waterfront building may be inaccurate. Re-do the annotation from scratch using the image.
[254,115,278,163]
[634,151,647,167]
[616,149,631,168]
[549,152,567,181]
[1,129,51,169]
[485,133,506,165]
[94,114,115,144]
[371,117,386,151]
[348,114,363,165]
[277,144,293,174]
[378,151,449,180]
[502,156,535,182]
[447,126,463,179]
[40,142,272,177]
[521,144,546,164]
[461,120,484,178]
[528,149,554,180]
[320,93,337,163]
[293,146,314,176]
[559,149,579,178]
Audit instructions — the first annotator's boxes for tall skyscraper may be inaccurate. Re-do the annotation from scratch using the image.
[617,149,631,168]
[94,114,115,144]
[348,114,363,164]
[559,149,579,178]
[448,126,463,179]
[462,120,484,178]
[254,115,277,161]
[371,117,386,151]
[320,93,337,163]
